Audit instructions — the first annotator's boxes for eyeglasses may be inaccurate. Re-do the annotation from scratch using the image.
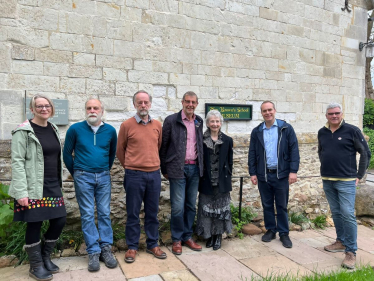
[327,112,341,116]
[136,101,150,106]
[35,105,52,110]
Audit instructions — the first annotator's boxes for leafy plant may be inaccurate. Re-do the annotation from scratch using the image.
[58,228,84,252]
[230,204,257,239]
[363,127,374,169]
[312,215,327,229]
[363,98,374,128]
[288,212,309,226]
[112,222,126,242]
[0,183,14,239]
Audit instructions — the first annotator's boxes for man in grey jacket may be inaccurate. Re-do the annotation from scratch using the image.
[160,91,203,255]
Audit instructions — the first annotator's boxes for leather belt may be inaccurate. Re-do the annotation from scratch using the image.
[266,168,277,174]
[185,160,197,165]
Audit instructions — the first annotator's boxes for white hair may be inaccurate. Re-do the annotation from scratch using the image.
[326,102,342,113]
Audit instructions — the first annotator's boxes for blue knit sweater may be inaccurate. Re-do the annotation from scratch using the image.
[63,121,117,177]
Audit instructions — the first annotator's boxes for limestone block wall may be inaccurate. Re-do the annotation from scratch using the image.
[0,0,371,225]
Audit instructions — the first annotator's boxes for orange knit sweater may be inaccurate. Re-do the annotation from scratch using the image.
[116,117,162,172]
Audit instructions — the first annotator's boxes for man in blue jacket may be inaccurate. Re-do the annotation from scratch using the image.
[248,101,299,248]
[63,99,118,272]
[318,102,370,269]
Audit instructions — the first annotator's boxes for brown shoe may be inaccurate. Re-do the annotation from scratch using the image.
[324,240,345,252]
[146,246,167,259]
[341,252,356,269]
[172,241,182,255]
[182,239,202,251]
[124,249,137,263]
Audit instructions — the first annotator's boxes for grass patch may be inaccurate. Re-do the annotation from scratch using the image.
[312,215,327,229]
[230,204,257,239]
[289,212,309,226]
[240,264,374,280]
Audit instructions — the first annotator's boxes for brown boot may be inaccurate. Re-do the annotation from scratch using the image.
[324,240,345,252]
[172,241,182,255]
[124,249,137,263]
[341,252,356,269]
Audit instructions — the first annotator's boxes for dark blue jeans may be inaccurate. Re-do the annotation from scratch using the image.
[169,164,200,242]
[124,169,161,250]
[74,170,113,254]
[258,173,289,236]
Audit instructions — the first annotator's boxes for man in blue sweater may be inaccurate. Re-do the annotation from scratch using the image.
[63,99,118,272]
[318,102,371,269]
[248,101,299,249]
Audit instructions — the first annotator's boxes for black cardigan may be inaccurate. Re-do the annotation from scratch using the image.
[199,133,233,195]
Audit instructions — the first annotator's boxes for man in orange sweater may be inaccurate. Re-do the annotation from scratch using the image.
[117,90,166,263]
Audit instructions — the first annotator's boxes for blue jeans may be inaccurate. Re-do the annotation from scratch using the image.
[169,164,200,242]
[258,173,289,236]
[124,169,161,250]
[323,180,357,254]
[74,170,113,254]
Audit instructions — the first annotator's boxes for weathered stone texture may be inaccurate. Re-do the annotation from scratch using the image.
[0,0,369,225]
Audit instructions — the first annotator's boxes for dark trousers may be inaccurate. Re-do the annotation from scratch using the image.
[258,173,289,236]
[26,216,67,244]
[124,169,161,250]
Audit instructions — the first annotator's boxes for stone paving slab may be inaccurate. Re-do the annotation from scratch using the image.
[161,270,199,281]
[129,275,162,281]
[116,247,185,279]
[53,256,89,271]
[298,236,335,248]
[177,248,259,281]
[241,253,312,278]
[221,236,276,260]
[318,248,374,266]
[253,235,335,265]
[0,263,29,281]
[289,229,324,240]
[302,257,343,274]
[53,266,125,281]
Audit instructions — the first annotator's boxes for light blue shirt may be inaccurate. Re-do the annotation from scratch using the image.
[263,119,278,169]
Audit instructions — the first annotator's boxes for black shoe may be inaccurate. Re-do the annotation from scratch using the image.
[24,241,53,281]
[213,234,222,251]
[280,235,292,248]
[41,238,60,273]
[262,230,276,242]
[206,236,214,248]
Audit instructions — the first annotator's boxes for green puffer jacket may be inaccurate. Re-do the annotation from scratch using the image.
[8,120,63,200]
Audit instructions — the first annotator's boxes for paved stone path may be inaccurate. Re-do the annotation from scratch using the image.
[2,226,374,281]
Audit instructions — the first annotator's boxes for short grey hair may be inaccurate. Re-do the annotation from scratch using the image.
[133,90,152,104]
[85,98,104,111]
[206,110,224,126]
[326,102,343,114]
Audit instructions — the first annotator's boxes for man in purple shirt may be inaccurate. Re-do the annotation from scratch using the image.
[160,91,204,255]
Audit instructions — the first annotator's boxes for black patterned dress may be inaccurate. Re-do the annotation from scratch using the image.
[13,121,66,222]
[196,132,233,239]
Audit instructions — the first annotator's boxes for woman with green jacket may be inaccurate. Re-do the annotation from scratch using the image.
[9,95,66,281]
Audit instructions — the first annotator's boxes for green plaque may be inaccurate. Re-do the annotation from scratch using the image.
[205,103,252,120]
[25,98,69,125]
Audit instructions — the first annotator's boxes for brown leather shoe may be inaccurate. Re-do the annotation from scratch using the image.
[172,241,182,255]
[182,239,202,251]
[146,246,167,259]
[124,249,137,263]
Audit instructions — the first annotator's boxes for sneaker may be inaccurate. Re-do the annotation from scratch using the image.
[99,245,118,268]
[280,235,292,248]
[341,252,356,269]
[262,230,276,242]
[324,240,345,252]
[88,253,100,272]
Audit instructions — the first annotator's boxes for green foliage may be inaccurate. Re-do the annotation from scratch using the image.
[364,127,374,169]
[364,98,374,128]
[58,228,84,252]
[288,212,309,226]
[0,183,15,239]
[230,204,257,239]
[112,222,126,242]
[240,265,374,280]
[312,215,327,229]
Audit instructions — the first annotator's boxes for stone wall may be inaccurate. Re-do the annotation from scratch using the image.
[0,1,371,226]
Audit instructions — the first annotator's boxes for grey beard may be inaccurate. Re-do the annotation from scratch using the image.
[87,116,100,125]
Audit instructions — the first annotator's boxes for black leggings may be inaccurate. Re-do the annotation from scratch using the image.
[25,216,66,245]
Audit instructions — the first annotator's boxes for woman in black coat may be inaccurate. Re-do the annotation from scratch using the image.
[196,110,233,250]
